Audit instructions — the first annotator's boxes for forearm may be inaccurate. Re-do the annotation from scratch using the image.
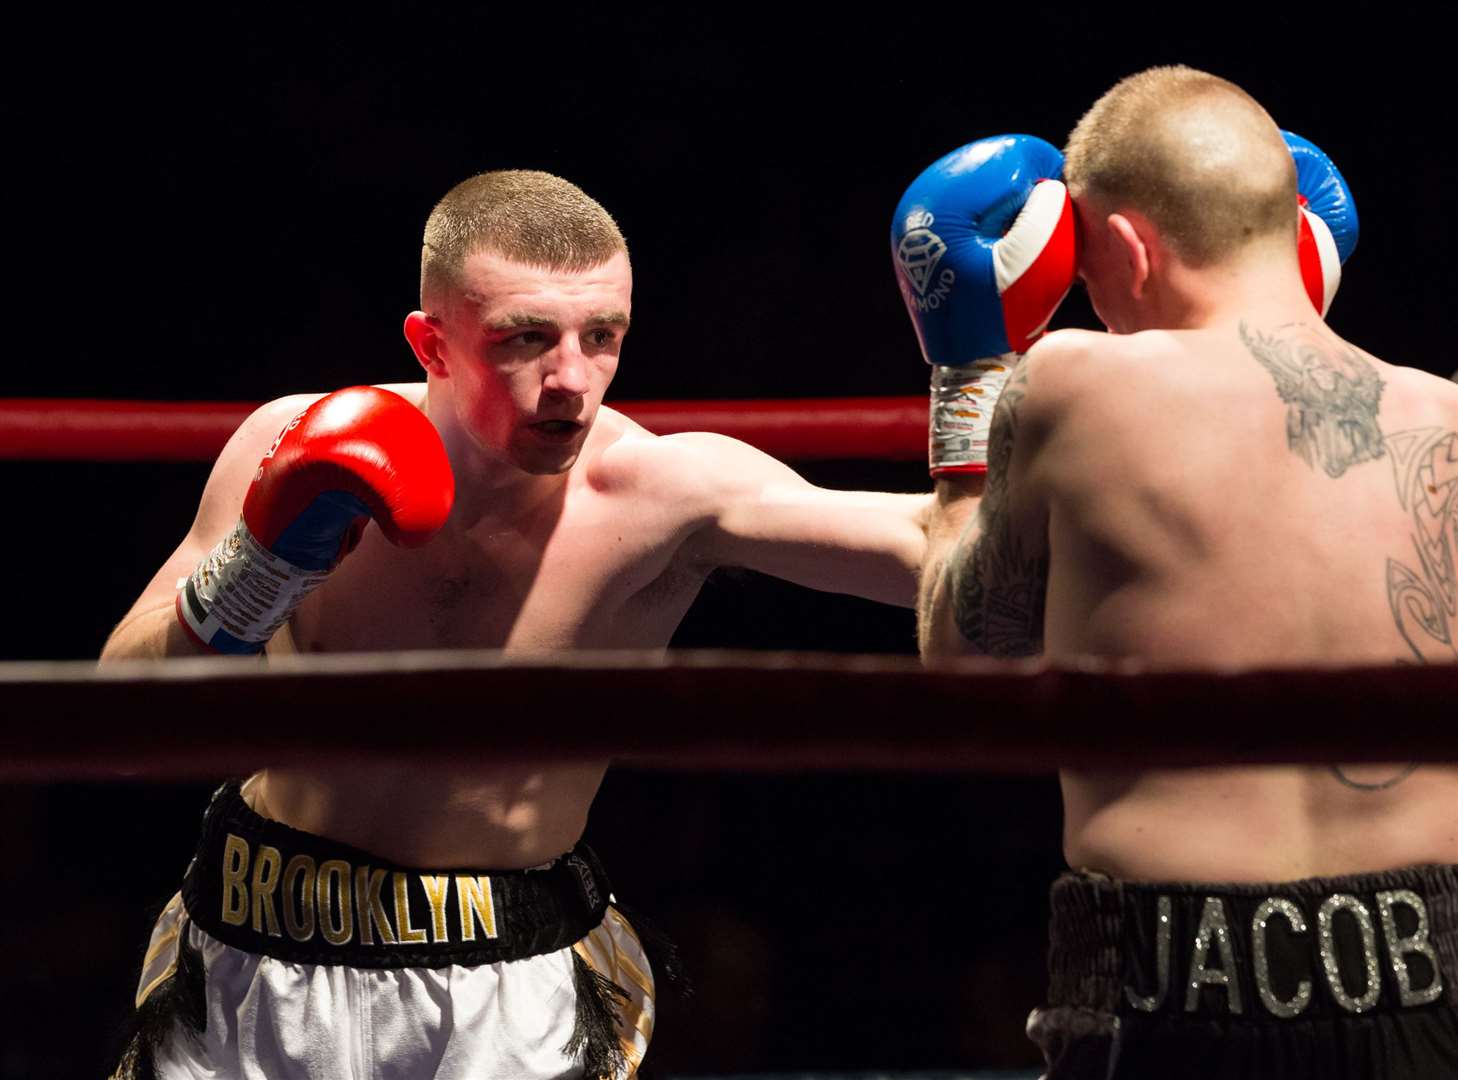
[917,475,985,658]
[700,486,935,609]
[100,603,209,662]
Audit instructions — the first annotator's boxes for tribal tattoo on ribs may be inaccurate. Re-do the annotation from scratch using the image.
[1383,426,1458,665]
[1243,322,1458,790]
[949,361,1048,656]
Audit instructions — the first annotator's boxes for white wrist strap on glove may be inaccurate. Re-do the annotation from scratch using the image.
[929,356,1016,475]
[179,519,332,648]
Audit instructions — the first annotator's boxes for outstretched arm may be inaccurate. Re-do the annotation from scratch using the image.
[647,433,931,608]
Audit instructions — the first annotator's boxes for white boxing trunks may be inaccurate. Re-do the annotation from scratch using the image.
[112,782,653,1080]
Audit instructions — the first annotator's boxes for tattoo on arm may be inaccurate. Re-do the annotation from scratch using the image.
[1240,322,1385,478]
[947,362,1049,656]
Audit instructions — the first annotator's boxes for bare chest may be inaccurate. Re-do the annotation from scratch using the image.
[278,489,707,655]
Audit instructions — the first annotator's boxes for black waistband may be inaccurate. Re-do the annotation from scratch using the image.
[1047,866,1458,1023]
[181,781,612,969]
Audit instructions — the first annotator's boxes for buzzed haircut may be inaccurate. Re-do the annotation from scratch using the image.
[420,170,628,307]
[1063,66,1297,267]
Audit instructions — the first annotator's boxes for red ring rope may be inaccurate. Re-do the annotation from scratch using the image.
[2,651,1453,780]
[0,397,930,463]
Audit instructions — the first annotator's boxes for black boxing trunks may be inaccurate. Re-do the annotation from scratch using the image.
[1028,867,1458,1079]
[112,781,654,1080]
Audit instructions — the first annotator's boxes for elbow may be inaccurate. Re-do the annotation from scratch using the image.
[99,602,174,663]
[99,628,135,665]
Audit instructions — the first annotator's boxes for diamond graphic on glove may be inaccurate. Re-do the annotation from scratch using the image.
[897,214,948,297]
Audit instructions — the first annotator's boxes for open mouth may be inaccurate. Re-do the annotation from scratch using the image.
[529,420,584,442]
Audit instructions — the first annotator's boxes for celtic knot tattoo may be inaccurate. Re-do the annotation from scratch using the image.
[1243,324,1453,793]
[1384,427,1458,665]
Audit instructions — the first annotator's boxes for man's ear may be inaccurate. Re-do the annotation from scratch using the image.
[403,311,448,377]
[1108,212,1152,300]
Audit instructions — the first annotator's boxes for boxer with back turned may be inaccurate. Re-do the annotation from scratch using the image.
[104,170,931,1080]
[904,68,1458,1077]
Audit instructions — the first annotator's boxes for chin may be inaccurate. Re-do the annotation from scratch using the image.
[515,453,579,476]
[507,439,584,476]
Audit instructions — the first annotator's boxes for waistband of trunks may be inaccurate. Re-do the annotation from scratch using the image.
[180,781,612,968]
[1046,865,1458,1022]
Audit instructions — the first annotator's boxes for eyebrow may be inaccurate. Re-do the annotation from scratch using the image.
[481,311,631,332]
[483,312,555,332]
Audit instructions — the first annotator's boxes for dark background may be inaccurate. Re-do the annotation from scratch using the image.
[2,8,1454,1077]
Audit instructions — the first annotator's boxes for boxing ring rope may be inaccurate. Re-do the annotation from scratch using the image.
[3,396,1453,782]
[0,396,930,463]
[3,650,1455,780]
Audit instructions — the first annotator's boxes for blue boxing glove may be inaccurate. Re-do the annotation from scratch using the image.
[891,134,1076,475]
[1283,130,1359,317]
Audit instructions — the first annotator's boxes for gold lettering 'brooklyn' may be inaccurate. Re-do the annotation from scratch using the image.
[317,860,353,945]
[394,872,428,945]
[355,866,397,946]
[422,874,452,943]
[282,853,316,942]
[219,834,498,948]
[221,834,250,927]
[457,875,498,941]
[250,844,283,937]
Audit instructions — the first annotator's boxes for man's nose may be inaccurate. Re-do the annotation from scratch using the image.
[542,338,591,397]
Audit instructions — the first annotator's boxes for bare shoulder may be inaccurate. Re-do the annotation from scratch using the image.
[1022,328,1146,394]
[1013,328,1121,426]
[583,406,660,488]
[230,384,429,462]
[372,381,428,409]
[1381,361,1458,414]
[1028,327,1106,360]
[1026,327,1202,405]
[1029,327,1175,374]
[221,393,328,468]
[589,408,744,494]
[193,391,331,526]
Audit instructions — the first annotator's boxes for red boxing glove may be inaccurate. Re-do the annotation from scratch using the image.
[178,386,455,653]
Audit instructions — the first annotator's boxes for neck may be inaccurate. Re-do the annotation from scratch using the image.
[1138,244,1315,333]
[424,385,572,531]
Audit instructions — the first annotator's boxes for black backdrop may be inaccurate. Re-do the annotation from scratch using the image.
[1,8,1452,1077]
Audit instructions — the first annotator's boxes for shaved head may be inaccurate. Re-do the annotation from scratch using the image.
[1063,66,1297,266]
[420,170,628,310]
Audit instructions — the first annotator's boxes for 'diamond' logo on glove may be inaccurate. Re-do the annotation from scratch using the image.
[897,210,949,298]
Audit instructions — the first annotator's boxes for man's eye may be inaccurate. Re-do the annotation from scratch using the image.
[587,330,613,346]
[510,330,545,346]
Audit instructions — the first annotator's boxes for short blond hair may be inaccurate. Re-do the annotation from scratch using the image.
[1063,66,1296,266]
[420,170,627,307]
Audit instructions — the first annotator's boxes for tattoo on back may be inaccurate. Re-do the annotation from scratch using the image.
[1332,427,1458,791]
[1242,324,1452,792]
[1384,426,1458,665]
[1330,764,1420,791]
[1240,322,1385,478]
[948,361,1049,656]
